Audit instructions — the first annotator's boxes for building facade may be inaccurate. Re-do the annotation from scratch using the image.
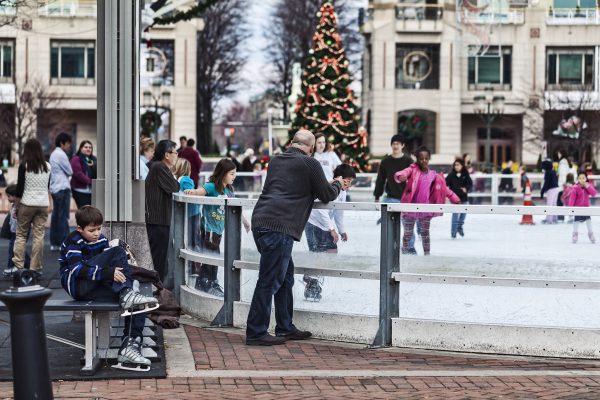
[361,0,600,167]
[0,0,198,166]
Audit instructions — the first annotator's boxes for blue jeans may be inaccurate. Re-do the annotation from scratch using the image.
[304,222,336,252]
[73,247,144,339]
[7,233,30,269]
[50,189,71,247]
[451,201,468,236]
[246,228,296,340]
[383,197,416,249]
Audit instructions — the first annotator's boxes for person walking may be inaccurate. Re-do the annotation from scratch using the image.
[145,140,180,282]
[245,130,346,346]
[49,132,73,251]
[11,138,51,276]
[177,138,203,188]
[139,137,155,180]
[70,140,97,209]
[446,158,472,238]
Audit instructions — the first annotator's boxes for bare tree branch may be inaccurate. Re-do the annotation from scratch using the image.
[196,0,249,153]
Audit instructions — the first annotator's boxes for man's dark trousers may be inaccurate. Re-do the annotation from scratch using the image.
[246,228,296,340]
[73,247,145,338]
[50,189,71,246]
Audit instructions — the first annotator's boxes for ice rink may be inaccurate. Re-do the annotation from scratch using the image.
[227,209,600,329]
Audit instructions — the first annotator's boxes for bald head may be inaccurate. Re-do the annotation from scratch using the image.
[291,130,315,154]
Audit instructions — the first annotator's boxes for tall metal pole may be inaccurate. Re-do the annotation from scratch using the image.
[267,108,273,157]
[485,102,492,172]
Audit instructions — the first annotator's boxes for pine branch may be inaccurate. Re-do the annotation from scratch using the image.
[152,0,222,26]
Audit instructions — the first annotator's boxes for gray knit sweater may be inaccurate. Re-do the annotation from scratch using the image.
[251,147,342,241]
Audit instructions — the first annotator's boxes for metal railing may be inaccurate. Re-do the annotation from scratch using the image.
[170,194,600,350]
[547,7,600,24]
[199,171,600,204]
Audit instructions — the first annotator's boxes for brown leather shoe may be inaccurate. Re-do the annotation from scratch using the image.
[246,334,288,346]
[279,329,312,340]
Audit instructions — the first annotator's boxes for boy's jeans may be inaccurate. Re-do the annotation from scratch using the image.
[73,247,145,339]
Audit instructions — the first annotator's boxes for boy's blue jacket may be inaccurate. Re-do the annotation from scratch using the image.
[58,231,112,298]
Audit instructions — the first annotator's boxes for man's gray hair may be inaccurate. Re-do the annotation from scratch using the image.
[292,129,315,147]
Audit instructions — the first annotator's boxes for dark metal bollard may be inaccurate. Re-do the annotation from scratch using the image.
[0,284,53,400]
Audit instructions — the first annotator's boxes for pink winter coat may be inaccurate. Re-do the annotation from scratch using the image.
[394,164,460,218]
[566,183,597,207]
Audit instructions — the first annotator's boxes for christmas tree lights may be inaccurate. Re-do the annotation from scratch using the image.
[290,1,370,172]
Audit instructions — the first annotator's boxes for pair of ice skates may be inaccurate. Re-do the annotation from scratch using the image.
[109,240,159,372]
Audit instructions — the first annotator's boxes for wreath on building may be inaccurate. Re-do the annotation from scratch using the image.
[398,113,428,140]
[141,110,162,135]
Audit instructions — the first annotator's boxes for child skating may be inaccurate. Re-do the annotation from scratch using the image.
[394,146,460,255]
[566,172,597,244]
[59,206,158,371]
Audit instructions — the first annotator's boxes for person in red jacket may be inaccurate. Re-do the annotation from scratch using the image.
[177,138,203,188]
[394,146,460,255]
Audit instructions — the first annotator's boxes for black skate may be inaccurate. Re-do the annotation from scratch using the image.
[302,275,323,302]
[119,287,159,317]
[112,336,150,372]
[109,239,138,267]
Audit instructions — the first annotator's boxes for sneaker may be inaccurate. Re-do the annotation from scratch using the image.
[457,227,464,237]
[246,334,288,346]
[401,248,417,255]
[3,267,18,277]
[278,328,312,340]
[589,232,596,244]
[572,232,578,244]
[195,277,210,292]
[117,336,150,368]
[119,287,157,310]
[49,245,60,252]
[451,232,456,239]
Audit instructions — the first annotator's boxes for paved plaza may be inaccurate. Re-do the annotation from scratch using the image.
[1,316,599,399]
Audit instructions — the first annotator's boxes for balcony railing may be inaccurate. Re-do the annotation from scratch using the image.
[38,1,97,18]
[547,7,600,25]
[460,9,525,24]
[395,3,443,21]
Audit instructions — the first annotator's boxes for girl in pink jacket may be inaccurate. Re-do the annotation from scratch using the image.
[567,172,597,244]
[394,146,460,255]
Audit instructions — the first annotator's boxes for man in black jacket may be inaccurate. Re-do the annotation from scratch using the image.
[246,130,346,346]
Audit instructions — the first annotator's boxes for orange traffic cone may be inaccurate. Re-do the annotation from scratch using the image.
[520,182,535,225]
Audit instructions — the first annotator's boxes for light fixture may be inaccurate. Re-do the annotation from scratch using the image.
[492,95,505,113]
[161,91,171,108]
[143,90,152,106]
[473,95,486,113]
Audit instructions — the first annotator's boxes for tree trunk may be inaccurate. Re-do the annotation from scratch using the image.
[196,96,213,154]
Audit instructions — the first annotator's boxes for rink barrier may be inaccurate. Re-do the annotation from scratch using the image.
[171,194,600,357]
[199,172,600,204]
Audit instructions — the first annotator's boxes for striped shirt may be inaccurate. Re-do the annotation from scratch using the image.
[59,231,112,298]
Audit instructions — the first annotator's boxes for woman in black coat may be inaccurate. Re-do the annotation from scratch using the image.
[446,158,473,238]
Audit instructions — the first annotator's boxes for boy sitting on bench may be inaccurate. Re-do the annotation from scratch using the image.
[59,206,159,371]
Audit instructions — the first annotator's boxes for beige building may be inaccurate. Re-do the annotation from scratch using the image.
[0,0,198,165]
[361,0,600,167]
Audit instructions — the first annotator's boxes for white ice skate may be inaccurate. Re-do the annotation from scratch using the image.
[112,336,151,372]
[119,287,159,317]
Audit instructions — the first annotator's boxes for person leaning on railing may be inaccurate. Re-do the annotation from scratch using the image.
[245,129,349,346]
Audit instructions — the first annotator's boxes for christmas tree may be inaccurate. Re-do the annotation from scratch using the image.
[289,1,370,171]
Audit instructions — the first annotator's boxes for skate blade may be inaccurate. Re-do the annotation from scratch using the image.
[111,362,150,372]
[121,303,160,317]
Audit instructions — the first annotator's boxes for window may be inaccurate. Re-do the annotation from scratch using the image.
[546,47,594,89]
[396,44,440,89]
[50,41,95,85]
[0,0,16,15]
[468,46,512,90]
[0,40,13,82]
[553,0,596,10]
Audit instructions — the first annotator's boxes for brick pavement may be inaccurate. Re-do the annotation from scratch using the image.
[2,322,600,398]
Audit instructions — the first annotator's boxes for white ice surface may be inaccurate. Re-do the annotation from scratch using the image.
[205,209,600,329]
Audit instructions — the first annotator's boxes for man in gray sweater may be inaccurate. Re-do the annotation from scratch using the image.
[246,130,347,346]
